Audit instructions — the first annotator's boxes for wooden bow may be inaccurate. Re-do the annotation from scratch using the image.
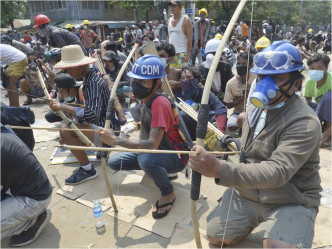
[101,43,139,212]
[191,0,248,247]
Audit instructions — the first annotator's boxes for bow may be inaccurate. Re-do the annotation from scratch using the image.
[191,0,248,247]
[101,43,139,212]
[36,68,95,147]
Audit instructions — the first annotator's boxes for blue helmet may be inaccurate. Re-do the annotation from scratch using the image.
[251,41,305,75]
[127,54,167,80]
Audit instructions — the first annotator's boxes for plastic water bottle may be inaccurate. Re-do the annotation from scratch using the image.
[93,200,106,235]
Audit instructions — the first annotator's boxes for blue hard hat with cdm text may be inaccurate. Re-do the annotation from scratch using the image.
[251,41,305,75]
[127,54,167,80]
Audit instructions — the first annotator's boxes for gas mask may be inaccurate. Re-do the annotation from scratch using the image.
[250,76,280,109]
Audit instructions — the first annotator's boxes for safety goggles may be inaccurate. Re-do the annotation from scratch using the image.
[253,51,302,71]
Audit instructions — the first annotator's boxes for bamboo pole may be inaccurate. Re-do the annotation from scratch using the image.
[6,125,120,133]
[57,145,241,155]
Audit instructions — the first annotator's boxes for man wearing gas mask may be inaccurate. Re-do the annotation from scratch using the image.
[99,55,190,219]
[188,41,322,248]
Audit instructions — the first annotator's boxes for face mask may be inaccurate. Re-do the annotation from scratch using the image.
[200,15,206,21]
[109,66,115,72]
[309,70,325,82]
[266,101,285,109]
[160,58,168,68]
[83,25,87,30]
[240,21,243,25]
[64,96,75,103]
[236,65,248,76]
[147,27,150,30]
[250,76,279,109]
[132,81,153,100]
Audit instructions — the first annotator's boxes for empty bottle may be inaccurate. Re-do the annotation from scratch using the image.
[93,200,106,235]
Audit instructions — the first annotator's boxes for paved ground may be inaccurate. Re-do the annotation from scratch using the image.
[1,51,331,248]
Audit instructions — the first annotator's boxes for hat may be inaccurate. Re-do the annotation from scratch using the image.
[31,40,37,44]
[53,45,96,69]
[1,34,11,43]
[231,36,236,40]
[54,73,82,88]
[318,31,323,35]
[167,0,183,6]
[36,41,41,45]
[102,51,118,61]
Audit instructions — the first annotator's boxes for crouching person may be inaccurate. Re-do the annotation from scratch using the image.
[1,130,53,247]
[99,55,189,219]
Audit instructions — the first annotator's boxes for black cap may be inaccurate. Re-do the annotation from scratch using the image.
[167,0,183,6]
[102,51,118,61]
[54,73,82,88]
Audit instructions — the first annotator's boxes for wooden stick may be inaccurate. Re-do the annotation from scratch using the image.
[57,145,241,155]
[6,125,121,133]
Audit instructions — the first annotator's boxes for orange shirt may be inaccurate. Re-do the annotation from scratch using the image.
[242,23,249,37]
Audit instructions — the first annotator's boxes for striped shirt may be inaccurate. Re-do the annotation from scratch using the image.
[74,69,110,127]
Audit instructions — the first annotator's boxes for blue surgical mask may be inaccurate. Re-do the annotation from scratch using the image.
[266,101,285,109]
[160,58,168,68]
[64,96,75,103]
[309,70,325,82]
[250,76,279,109]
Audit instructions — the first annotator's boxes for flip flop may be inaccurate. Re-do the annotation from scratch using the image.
[152,197,176,219]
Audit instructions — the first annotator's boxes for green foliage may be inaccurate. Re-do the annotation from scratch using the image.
[1,0,29,29]
[191,0,331,26]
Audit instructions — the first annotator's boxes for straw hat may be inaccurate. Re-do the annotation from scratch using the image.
[53,45,96,69]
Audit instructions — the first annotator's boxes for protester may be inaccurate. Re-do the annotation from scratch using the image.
[241,19,249,40]
[304,53,331,110]
[323,30,331,53]
[311,31,325,52]
[50,44,115,185]
[296,37,312,60]
[100,55,189,219]
[316,90,331,147]
[192,8,210,65]
[19,51,45,105]
[45,73,84,123]
[12,29,21,41]
[33,41,45,59]
[205,38,234,102]
[1,131,53,247]
[158,20,168,42]
[1,34,34,55]
[0,44,28,106]
[189,41,321,248]
[81,20,97,55]
[33,14,86,54]
[224,52,255,132]
[229,36,241,53]
[167,0,193,68]
[179,65,227,140]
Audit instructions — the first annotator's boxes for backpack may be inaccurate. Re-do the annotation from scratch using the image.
[264,24,272,35]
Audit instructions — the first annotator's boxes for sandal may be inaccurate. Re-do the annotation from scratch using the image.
[152,197,176,219]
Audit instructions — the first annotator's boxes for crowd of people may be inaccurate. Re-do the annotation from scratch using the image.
[1,0,331,247]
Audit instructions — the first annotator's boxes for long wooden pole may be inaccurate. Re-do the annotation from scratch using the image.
[6,125,120,133]
[57,145,241,155]
[101,43,139,212]
[191,1,248,247]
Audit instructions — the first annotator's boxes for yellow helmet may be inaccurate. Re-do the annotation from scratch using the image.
[255,36,271,49]
[308,28,313,33]
[83,20,91,25]
[215,34,223,40]
[198,8,208,17]
[65,24,72,29]
[119,37,123,42]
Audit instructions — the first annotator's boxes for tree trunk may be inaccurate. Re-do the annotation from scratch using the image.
[134,8,139,24]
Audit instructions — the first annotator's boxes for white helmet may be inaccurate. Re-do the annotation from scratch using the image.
[205,38,221,53]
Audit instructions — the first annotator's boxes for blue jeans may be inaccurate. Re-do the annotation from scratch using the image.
[108,152,185,196]
[85,46,95,55]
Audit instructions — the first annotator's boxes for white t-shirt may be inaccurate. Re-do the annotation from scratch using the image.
[205,53,221,92]
[236,25,242,36]
[0,44,26,65]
